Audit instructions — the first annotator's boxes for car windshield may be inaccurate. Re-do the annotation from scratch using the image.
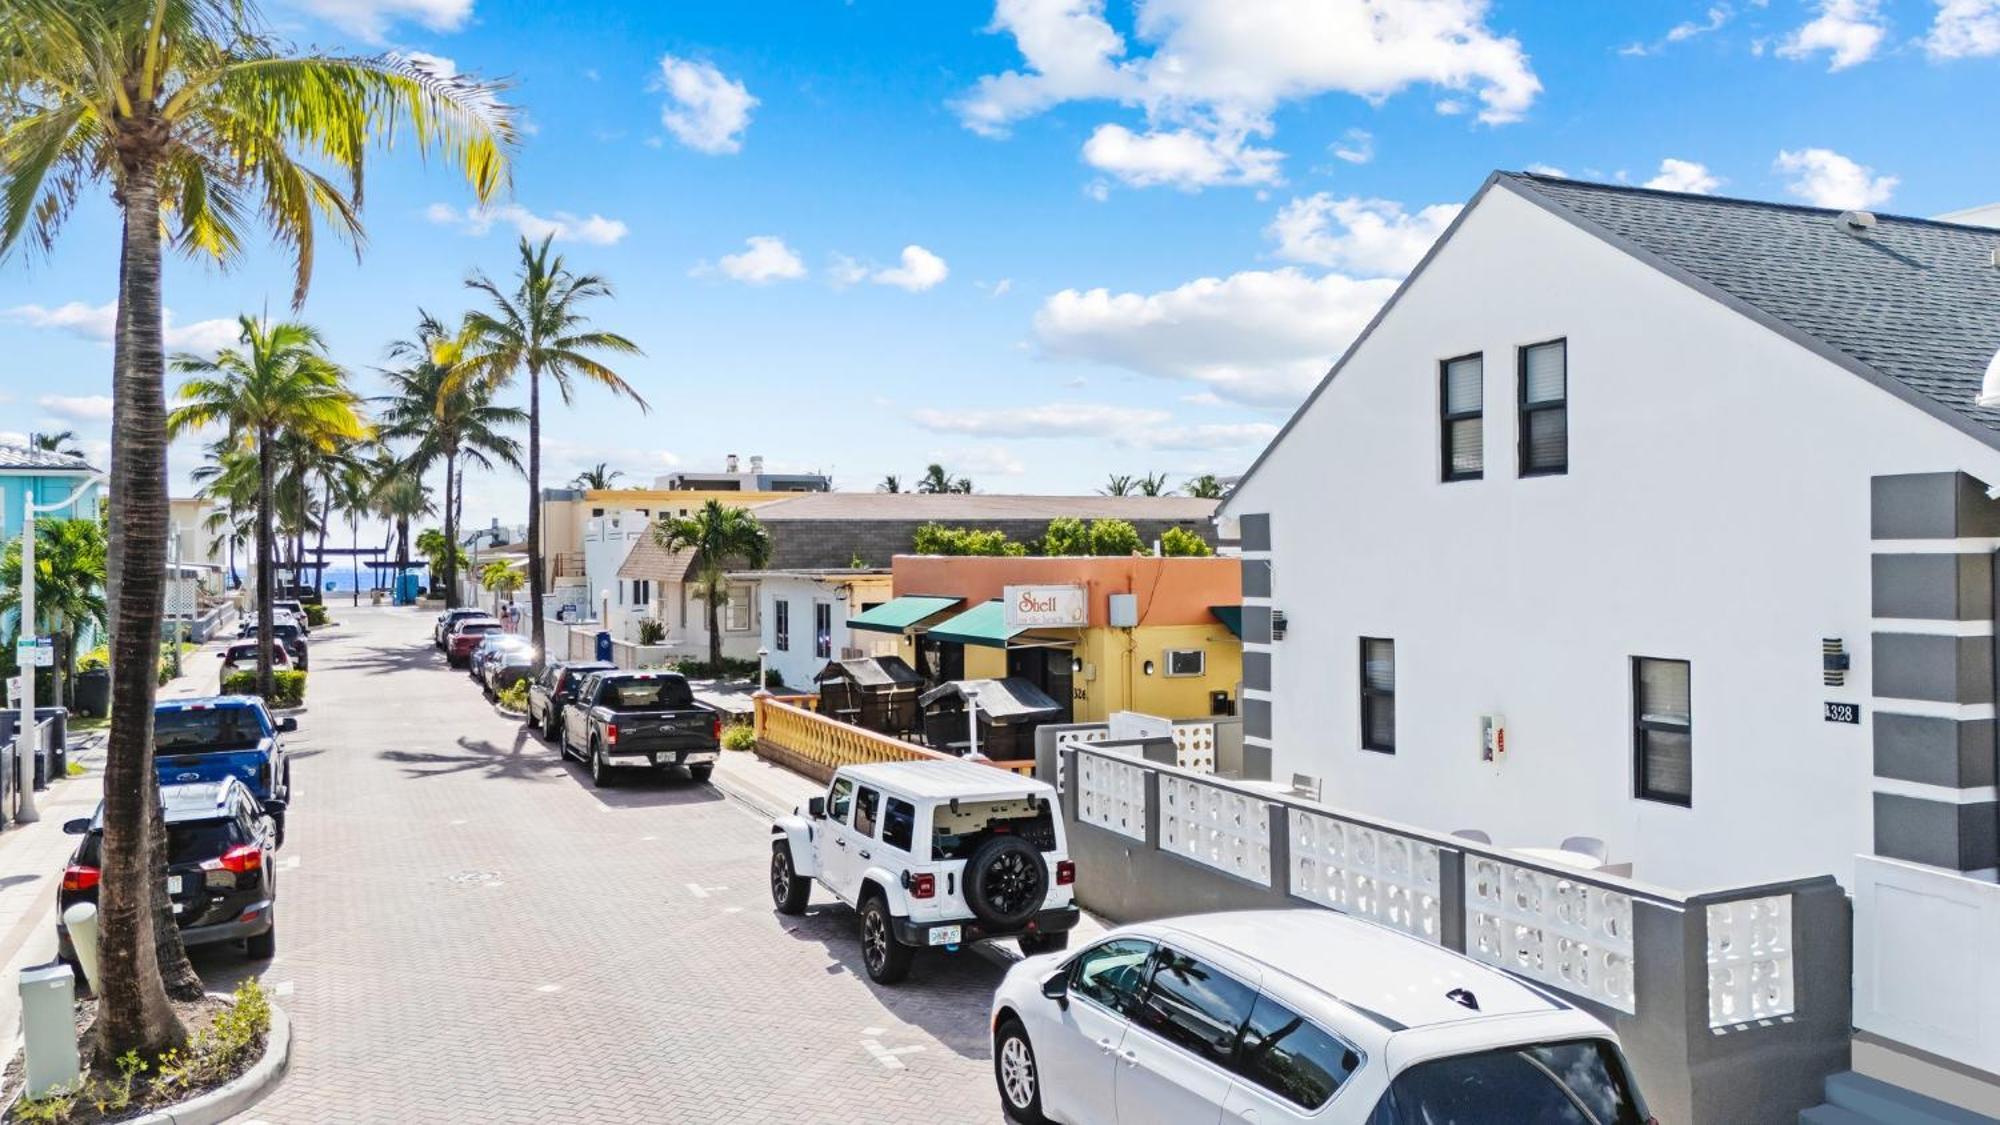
[931,796,1058,858]
[599,678,696,710]
[1367,1039,1646,1125]
[155,708,268,752]
[461,623,500,636]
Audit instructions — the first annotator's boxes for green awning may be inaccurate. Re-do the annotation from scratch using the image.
[925,600,1026,648]
[1210,605,1244,639]
[847,595,963,635]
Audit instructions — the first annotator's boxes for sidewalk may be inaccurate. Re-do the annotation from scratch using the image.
[710,746,817,819]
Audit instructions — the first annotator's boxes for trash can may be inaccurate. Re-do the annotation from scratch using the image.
[595,630,613,663]
[73,670,109,718]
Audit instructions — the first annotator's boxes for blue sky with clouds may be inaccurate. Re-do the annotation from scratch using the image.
[3,0,1997,527]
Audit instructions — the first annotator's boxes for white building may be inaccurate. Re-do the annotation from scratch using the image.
[732,568,896,690]
[1221,172,2000,1113]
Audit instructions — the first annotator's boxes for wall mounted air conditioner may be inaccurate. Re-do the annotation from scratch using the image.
[1163,648,1206,677]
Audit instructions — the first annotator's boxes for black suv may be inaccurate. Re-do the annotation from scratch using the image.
[58,777,283,968]
[526,659,615,741]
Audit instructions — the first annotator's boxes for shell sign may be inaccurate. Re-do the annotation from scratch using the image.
[1004,585,1088,629]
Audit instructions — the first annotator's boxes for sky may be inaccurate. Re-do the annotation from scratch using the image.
[3,0,1999,534]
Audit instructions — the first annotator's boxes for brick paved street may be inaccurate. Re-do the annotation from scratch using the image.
[205,605,1026,1124]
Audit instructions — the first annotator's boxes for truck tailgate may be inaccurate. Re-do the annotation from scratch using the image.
[157,750,268,795]
[608,709,716,750]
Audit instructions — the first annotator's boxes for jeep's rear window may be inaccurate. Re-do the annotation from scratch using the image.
[1366,1038,1646,1125]
[599,678,695,710]
[155,708,268,752]
[930,797,1057,859]
[881,798,916,852]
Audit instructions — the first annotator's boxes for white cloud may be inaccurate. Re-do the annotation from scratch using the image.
[1927,0,2000,56]
[1133,422,1280,451]
[1642,158,1722,194]
[1266,195,1461,276]
[0,431,27,448]
[1181,391,1225,406]
[1777,0,1886,69]
[1033,267,1397,406]
[656,55,757,155]
[290,0,471,43]
[933,445,1028,478]
[1669,4,1733,41]
[398,51,456,79]
[958,0,1540,193]
[37,394,112,421]
[872,245,951,292]
[1774,147,1897,208]
[1082,124,1283,189]
[983,279,1015,297]
[1525,162,1568,177]
[426,202,628,245]
[1331,128,1374,164]
[710,236,807,285]
[913,403,1171,438]
[7,301,239,354]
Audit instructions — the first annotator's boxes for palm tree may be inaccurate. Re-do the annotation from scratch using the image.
[917,463,972,494]
[877,474,901,494]
[368,451,433,595]
[1184,473,1225,500]
[0,517,108,710]
[1136,471,1172,497]
[463,236,646,657]
[28,430,84,457]
[1101,473,1136,497]
[570,463,622,490]
[190,438,259,587]
[377,313,524,609]
[0,0,510,1059]
[480,559,523,616]
[168,317,368,698]
[654,500,770,669]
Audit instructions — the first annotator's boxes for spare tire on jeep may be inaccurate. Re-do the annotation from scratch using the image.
[964,834,1047,930]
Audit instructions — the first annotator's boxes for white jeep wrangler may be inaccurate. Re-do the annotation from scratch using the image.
[770,759,1080,984]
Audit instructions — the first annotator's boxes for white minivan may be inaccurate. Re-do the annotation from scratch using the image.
[989,909,1653,1124]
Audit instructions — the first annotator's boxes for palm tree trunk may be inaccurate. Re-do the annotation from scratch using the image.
[350,517,360,608]
[97,154,190,1060]
[527,367,546,657]
[441,452,458,608]
[707,577,723,670]
[256,426,276,698]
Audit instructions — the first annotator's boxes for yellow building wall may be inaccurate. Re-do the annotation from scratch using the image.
[965,645,1009,680]
[1071,623,1242,723]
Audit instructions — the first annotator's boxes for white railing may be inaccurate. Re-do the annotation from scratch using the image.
[1076,749,1147,841]
[1853,855,2000,1073]
[1289,809,1442,943]
[1465,854,1637,1014]
[1170,720,1217,773]
[1160,775,1271,885]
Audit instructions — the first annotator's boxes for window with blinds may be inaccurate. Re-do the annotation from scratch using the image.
[1518,339,1567,476]
[1633,657,1691,806]
[1440,353,1483,481]
[1360,638,1396,753]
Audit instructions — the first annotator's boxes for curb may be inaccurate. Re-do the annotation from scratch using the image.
[129,997,290,1125]
[706,760,792,821]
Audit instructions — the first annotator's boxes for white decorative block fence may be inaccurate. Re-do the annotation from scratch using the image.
[1170,721,1217,773]
[1159,775,1271,885]
[1466,855,1637,1014]
[1706,894,1794,1028]
[1289,810,1442,943]
[1053,727,1112,793]
[1075,750,1146,841]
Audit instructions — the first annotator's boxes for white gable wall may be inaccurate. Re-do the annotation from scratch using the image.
[1229,184,2000,891]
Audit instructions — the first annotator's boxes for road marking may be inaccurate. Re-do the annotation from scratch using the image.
[862,1038,925,1069]
[449,819,468,826]
[536,984,562,993]
[280,857,300,870]
[723,906,743,914]
[640,835,658,841]
[272,980,295,997]
[685,883,728,899]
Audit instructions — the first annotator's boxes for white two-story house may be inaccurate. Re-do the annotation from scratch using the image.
[1221,172,2000,1114]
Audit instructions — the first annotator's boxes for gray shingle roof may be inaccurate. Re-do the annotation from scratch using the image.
[1505,171,2000,442]
[0,445,96,472]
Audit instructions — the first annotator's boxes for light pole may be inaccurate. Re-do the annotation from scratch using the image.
[12,473,102,825]
[964,683,984,760]
[755,645,770,695]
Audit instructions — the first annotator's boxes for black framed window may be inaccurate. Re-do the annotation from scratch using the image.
[774,600,790,652]
[882,797,916,852]
[815,602,833,659]
[1634,658,1691,806]
[1440,353,1483,481]
[1518,339,1567,476]
[1360,638,1395,752]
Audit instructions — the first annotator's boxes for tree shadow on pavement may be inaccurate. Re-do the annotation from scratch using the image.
[332,643,448,677]
[552,756,727,810]
[378,731,568,782]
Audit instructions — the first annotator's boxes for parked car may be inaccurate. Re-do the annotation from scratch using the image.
[444,617,502,667]
[467,633,533,685]
[240,617,309,669]
[483,646,539,698]
[988,909,1651,1125]
[525,659,616,740]
[218,638,293,686]
[273,599,310,633]
[154,695,296,844]
[58,777,283,969]
[434,607,490,649]
[770,760,1078,984]
[558,670,720,787]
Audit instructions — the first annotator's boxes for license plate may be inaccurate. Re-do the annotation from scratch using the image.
[167,875,183,894]
[927,925,962,947]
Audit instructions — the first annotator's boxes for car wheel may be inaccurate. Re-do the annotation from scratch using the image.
[1017,931,1069,956]
[995,1019,1049,1124]
[245,924,276,960]
[689,763,715,783]
[770,843,810,915]
[543,712,559,744]
[590,742,613,788]
[859,895,913,985]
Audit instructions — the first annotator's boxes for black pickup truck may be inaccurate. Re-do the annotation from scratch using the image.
[559,671,721,788]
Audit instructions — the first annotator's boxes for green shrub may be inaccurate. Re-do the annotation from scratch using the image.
[721,722,757,752]
[220,669,307,708]
[303,604,329,627]
[912,522,1028,556]
[1041,516,1090,555]
[1159,526,1213,557]
[636,617,666,645]
[1087,518,1144,556]
[498,679,530,712]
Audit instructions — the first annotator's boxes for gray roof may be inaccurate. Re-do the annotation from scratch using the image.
[751,493,1218,522]
[918,677,1063,722]
[1508,171,2000,443]
[0,445,96,472]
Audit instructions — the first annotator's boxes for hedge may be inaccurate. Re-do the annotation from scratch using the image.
[221,669,308,709]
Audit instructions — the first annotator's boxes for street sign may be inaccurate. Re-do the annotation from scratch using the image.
[14,637,52,668]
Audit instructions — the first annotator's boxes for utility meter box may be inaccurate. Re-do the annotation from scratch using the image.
[1108,593,1138,628]
[19,961,78,1097]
